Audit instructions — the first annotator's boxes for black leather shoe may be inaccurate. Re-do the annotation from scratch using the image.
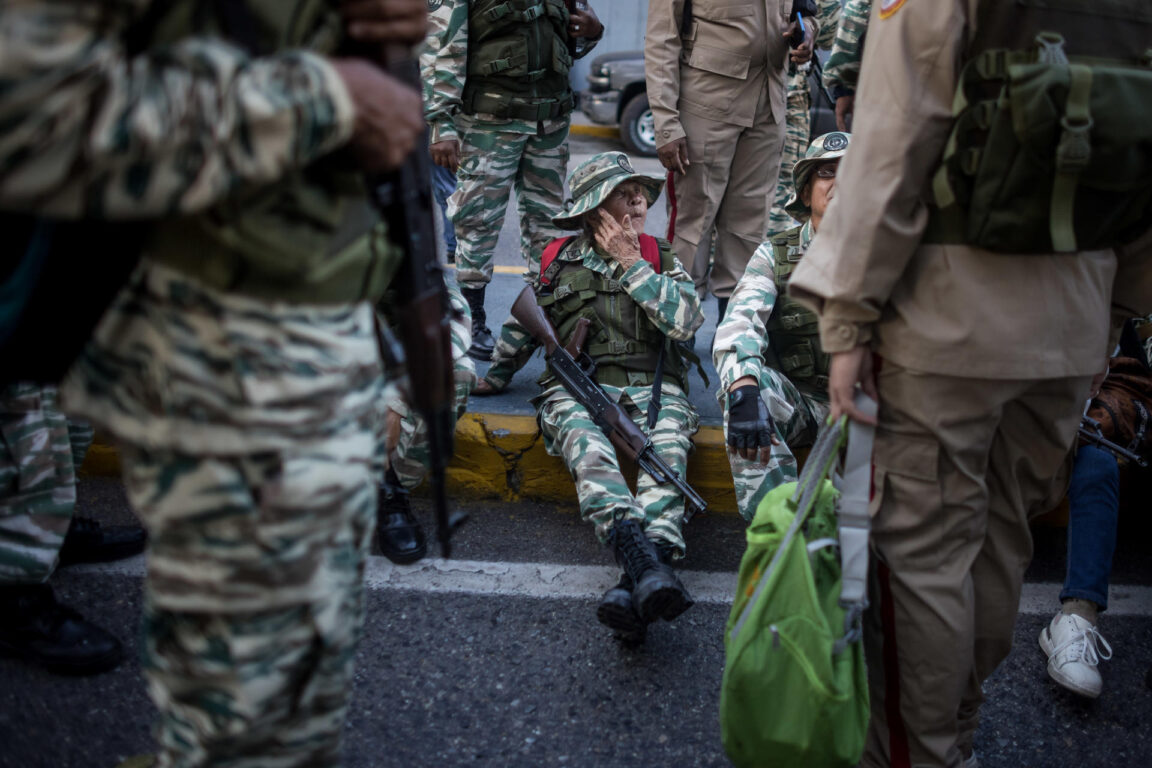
[57,516,146,567]
[596,572,646,645]
[377,471,427,565]
[0,584,123,675]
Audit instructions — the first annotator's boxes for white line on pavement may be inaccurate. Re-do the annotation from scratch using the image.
[73,555,1152,617]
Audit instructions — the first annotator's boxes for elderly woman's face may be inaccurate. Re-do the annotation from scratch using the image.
[597,181,648,232]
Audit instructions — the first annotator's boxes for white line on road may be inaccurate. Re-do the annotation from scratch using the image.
[74,555,1152,617]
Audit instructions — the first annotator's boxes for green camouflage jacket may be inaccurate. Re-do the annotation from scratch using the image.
[713,221,815,396]
[423,0,600,144]
[0,0,354,219]
[822,0,871,96]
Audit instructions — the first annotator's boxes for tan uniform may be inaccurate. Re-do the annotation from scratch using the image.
[789,1,1152,766]
[645,0,801,300]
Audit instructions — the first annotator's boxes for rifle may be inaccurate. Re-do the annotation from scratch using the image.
[1079,416,1149,468]
[361,43,467,557]
[510,285,708,521]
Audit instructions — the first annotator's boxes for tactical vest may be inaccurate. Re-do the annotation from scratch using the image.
[462,0,575,122]
[537,236,688,390]
[765,227,829,399]
[925,0,1152,254]
[143,0,398,304]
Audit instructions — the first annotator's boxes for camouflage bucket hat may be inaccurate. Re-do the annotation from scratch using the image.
[552,151,665,230]
[784,131,851,220]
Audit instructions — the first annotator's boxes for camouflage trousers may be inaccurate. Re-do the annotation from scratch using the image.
[0,383,92,584]
[448,116,569,290]
[723,368,829,521]
[766,88,812,237]
[538,385,699,557]
[61,263,383,768]
[379,283,477,488]
[483,316,538,390]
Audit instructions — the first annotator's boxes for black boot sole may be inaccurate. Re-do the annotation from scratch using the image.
[596,602,646,645]
[466,344,494,362]
[378,538,428,565]
[635,584,695,624]
[57,539,147,567]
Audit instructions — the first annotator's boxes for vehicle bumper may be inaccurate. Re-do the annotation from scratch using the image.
[579,90,620,125]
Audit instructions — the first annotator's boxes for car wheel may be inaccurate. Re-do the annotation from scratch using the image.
[620,93,657,157]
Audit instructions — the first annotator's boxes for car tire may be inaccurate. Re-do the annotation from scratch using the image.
[620,93,657,158]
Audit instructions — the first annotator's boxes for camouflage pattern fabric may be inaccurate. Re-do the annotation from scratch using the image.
[380,284,477,488]
[539,389,699,556]
[822,0,872,97]
[0,384,76,584]
[484,317,539,390]
[713,230,830,520]
[61,264,382,768]
[767,0,841,236]
[0,2,354,219]
[533,233,703,556]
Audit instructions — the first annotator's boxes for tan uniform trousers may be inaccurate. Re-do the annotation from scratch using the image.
[670,91,784,300]
[862,360,1089,768]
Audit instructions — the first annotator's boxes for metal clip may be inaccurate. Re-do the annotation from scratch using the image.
[1035,32,1068,66]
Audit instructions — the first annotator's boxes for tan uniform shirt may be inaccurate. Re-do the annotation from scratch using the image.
[645,0,797,147]
[789,0,1152,379]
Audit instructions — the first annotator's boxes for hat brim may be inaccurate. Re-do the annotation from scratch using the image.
[551,173,666,230]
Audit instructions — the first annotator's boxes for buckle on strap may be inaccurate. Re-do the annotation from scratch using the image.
[1056,116,1093,173]
[1035,32,1069,66]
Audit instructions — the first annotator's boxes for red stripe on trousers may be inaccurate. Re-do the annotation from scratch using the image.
[665,170,677,242]
[878,561,912,768]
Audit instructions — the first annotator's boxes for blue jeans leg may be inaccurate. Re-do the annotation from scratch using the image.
[1060,444,1120,610]
[432,163,457,257]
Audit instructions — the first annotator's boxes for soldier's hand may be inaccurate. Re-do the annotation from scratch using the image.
[332,59,424,172]
[784,20,814,64]
[341,0,429,46]
[727,381,779,464]
[568,6,603,40]
[835,94,855,132]
[431,140,461,173]
[827,345,879,426]
[657,137,689,175]
[591,210,642,269]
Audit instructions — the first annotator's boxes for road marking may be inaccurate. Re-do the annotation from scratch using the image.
[72,555,1152,617]
[445,265,526,275]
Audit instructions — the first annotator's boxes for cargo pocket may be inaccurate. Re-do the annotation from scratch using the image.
[869,429,947,568]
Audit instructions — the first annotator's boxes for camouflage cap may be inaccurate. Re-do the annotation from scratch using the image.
[784,131,851,220]
[552,151,665,230]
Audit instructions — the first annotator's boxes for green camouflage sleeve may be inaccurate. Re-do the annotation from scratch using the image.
[713,241,779,394]
[425,0,469,145]
[619,250,705,343]
[822,0,871,94]
[0,1,355,219]
[815,0,841,50]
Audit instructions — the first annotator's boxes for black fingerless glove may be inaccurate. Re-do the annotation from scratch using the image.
[727,384,776,452]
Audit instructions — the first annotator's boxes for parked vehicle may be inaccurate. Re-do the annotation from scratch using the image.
[580,51,837,157]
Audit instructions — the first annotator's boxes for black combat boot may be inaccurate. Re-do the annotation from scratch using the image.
[0,584,123,675]
[596,572,647,645]
[57,515,147,567]
[376,467,427,565]
[462,286,495,362]
[610,519,693,623]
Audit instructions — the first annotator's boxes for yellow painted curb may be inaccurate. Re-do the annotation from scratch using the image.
[569,123,621,140]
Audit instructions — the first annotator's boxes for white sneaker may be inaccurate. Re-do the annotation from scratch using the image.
[1038,612,1113,698]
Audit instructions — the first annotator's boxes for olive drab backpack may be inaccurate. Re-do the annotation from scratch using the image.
[720,394,876,768]
[925,0,1152,253]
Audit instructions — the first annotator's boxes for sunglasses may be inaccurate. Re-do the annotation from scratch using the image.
[814,164,838,179]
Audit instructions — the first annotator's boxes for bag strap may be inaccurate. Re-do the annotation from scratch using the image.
[834,394,877,653]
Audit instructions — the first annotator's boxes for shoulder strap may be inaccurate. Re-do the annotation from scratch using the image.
[539,236,576,286]
[639,234,662,272]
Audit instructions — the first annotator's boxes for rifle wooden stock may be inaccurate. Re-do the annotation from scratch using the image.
[565,317,591,358]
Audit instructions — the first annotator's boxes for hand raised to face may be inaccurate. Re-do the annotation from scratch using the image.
[590,209,642,271]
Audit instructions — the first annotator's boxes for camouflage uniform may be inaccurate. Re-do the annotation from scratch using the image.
[822,0,871,99]
[380,284,477,488]
[533,154,704,556]
[712,224,829,520]
[1,2,391,766]
[0,384,92,584]
[766,0,841,236]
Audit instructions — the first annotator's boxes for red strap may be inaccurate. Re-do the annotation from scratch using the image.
[539,236,575,286]
[540,234,662,286]
[665,170,678,242]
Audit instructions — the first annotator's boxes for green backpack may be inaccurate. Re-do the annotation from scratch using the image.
[720,396,876,768]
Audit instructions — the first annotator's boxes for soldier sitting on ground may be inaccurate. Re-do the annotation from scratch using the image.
[529,152,704,644]
[712,132,849,520]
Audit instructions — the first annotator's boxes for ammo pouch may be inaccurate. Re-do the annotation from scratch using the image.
[926,33,1152,253]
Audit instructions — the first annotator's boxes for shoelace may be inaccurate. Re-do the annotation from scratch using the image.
[1053,621,1114,666]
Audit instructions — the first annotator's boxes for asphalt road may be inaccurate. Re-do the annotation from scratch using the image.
[2,476,1150,768]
